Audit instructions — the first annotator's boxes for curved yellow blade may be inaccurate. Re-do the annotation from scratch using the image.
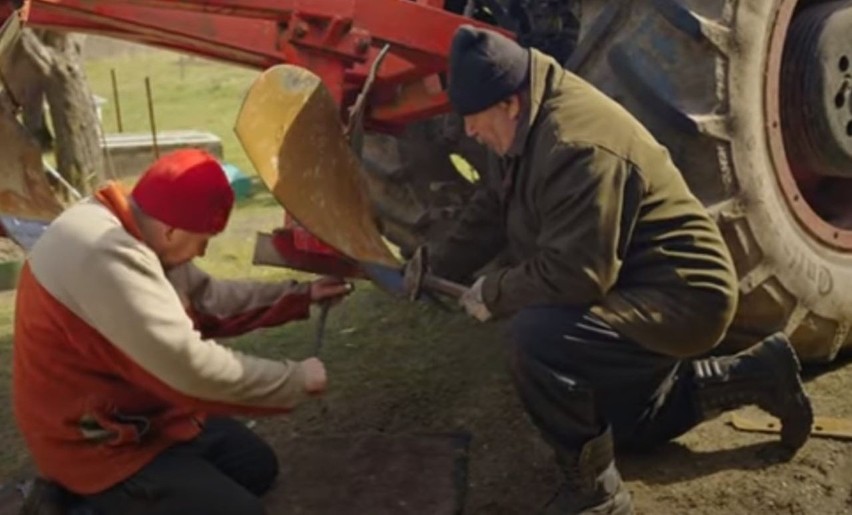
[235,64,398,268]
[0,104,63,222]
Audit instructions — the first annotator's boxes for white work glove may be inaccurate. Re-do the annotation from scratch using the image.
[309,276,354,306]
[300,357,327,396]
[459,276,492,322]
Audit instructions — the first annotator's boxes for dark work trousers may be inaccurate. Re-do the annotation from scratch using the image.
[509,306,703,455]
[83,417,278,515]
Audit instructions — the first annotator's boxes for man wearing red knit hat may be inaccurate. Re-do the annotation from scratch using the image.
[13,149,351,514]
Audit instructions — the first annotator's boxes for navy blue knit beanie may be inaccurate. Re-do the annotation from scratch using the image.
[447,25,530,116]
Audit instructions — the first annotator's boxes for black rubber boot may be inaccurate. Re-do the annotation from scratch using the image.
[18,478,70,515]
[18,478,97,515]
[543,428,634,515]
[692,332,813,451]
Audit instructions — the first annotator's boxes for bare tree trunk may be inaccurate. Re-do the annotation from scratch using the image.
[6,28,104,194]
[28,29,104,193]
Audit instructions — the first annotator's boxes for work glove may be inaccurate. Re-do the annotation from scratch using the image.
[459,276,492,322]
[300,357,327,395]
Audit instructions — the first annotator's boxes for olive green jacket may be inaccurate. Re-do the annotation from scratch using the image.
[430,51,738,357]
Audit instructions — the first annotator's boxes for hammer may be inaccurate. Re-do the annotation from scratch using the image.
[402,246,468,301]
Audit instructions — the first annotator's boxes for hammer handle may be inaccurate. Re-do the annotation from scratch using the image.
[421,274,468,299]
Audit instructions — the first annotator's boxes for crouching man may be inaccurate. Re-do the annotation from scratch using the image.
[13,149,351,514]
[426,26,814,514]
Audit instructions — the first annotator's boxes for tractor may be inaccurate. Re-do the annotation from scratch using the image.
[1,0,852,364]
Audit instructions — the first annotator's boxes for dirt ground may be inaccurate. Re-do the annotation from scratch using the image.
[0,196,849,514]
[2,299,850,515]
[250,313,852,515]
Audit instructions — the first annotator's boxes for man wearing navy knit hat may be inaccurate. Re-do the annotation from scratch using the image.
[424,25,813,514]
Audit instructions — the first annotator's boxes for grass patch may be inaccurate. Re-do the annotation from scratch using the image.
[85,49,259,174]
[0,293,28,479]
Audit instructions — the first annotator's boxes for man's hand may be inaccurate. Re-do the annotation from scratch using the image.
[309,276,354,305]
[459,276,492,322]
[301,357,327,395]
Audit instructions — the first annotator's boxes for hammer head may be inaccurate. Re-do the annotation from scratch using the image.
[402,246,427,301]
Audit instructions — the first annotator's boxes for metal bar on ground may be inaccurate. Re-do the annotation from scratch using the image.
[731,413,852,440]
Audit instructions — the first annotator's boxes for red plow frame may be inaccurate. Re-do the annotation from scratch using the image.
[10,0,498,132]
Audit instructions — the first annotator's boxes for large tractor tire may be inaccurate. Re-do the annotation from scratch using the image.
[570,0,852,362]
[360,118,486,256]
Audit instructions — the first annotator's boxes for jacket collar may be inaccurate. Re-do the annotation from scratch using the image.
[506,49,557,158]
[94,181,143,241]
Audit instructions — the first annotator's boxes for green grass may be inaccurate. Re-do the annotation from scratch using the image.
[0,292,28,480]
[85,51,259,174]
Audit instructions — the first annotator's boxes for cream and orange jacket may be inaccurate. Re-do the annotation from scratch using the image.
[13,184,315,494]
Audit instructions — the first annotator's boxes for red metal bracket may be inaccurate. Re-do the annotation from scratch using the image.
[13,0,510,130]
[269,229,365,278]
[268,214,365,278]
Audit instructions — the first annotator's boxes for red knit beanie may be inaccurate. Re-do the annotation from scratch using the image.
[131,149,234,234]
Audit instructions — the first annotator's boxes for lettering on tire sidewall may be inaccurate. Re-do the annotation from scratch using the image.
[787,248,834,295]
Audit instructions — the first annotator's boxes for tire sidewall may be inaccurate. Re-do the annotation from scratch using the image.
[731,0,852,340]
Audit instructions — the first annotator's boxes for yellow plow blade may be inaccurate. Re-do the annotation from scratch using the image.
[235,64,398,268]
[0,6,62,233]
[0,107,64,223]
[0,113,64,250]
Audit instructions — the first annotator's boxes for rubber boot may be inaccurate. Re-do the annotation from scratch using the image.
[18,478,69,515]
[543,428,634,515]
[18,478,97,515]
[692,332,813,451]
